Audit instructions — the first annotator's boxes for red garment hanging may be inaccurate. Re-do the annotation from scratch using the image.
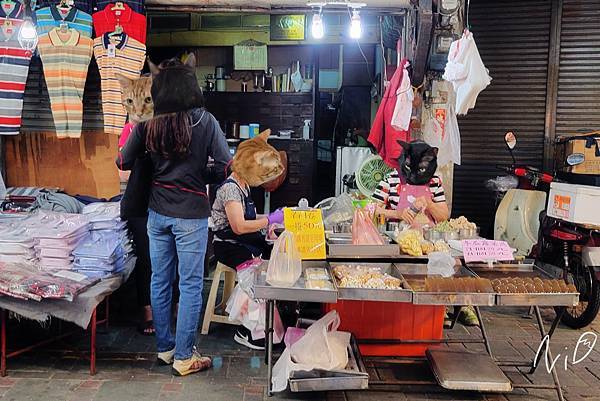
[368,58,411,169]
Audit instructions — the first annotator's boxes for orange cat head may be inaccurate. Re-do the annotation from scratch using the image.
[232,129,284,187]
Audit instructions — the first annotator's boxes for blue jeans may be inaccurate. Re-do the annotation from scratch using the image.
[147,209,208,360]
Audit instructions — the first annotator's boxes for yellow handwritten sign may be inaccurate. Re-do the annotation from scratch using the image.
[284,208,326,260]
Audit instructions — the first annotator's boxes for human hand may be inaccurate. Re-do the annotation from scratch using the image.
[374,206,387,217]
[400,208,416,224]
[267,208,284,225]
[413,196,430,211]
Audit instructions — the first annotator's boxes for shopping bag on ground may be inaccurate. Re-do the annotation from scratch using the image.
[266,230,302,287]
[272,310,351,392]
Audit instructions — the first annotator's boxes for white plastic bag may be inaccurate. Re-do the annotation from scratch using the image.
[427,251,457,277]
[315,193,354,230]
[272,310,351,392]
[391,62,414,131]
[266,230,302,287]
[422,82,462,166]
[226,285,285,342]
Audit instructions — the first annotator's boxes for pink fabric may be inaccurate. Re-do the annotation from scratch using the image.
[368,58,411,169]
[118,122,135,148]
[395,178,434,225]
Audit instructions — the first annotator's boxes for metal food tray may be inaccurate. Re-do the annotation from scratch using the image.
[427,348,512,392]
[329,262,413,302]
[400,265,496,306]
[327,233,400,258]
[468,263,579,307]
[254,261,337,303]
[289,335,369,392]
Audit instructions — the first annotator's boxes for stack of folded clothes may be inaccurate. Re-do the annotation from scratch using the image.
[73,203,133,279]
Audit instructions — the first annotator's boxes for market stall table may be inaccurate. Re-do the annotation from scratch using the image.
[256,260,577,401]
[0,258,135,376]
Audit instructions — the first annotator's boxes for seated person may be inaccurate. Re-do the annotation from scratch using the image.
[211,129,285,348]
[373,140,449,225]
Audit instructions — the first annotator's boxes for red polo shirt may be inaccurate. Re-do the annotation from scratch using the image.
[92,3,146,44]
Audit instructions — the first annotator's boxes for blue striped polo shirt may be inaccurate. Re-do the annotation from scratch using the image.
[36,5,93,38]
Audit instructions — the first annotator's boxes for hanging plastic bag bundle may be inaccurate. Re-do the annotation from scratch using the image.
[266,230,302,287]
[352,208,385,245]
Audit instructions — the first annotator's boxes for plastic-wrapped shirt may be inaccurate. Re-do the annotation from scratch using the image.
[443,30,491,115]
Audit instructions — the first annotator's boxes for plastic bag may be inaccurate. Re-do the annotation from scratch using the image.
[352,208,384,245]
[266,230,302,287]
[272,310,351,392]
[427,252,457,277]
[226,285,285,342]
[485,175,518,193]
[315,193,354,230]
[284,327,306,348]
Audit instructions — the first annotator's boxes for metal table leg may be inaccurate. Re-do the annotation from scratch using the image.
[531,306,565,401]
[530,306,565,374]
[265,300,275,397]
[89,308,97,376]
[1,309,6,377]
[474,306,493,358]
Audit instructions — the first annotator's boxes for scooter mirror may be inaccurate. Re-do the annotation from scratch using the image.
[567,153,585,166]
[504,131,517,150]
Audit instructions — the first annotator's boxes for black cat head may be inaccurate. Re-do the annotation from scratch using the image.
[397,140,438,185]
[147,54,204,116]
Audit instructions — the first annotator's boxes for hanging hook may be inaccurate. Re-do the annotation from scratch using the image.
[465,0,471,31]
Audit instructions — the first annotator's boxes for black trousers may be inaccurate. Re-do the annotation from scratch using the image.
[213,240,272,269]
[128,216,179,308]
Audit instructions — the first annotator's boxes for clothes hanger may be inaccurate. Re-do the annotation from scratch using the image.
[58,0,72,11]
[108,23,123,40]
[59,21,69,33]
[111,2,126,11]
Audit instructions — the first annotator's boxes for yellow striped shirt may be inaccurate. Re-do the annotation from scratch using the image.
[38,28,93,138]
[93,33,145,135]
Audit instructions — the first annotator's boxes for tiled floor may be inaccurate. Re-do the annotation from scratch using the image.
[1,300,599,401]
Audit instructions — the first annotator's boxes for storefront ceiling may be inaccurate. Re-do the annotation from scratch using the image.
[146,0,411,11]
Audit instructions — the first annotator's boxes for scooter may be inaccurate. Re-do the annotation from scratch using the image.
[494,131,600,329]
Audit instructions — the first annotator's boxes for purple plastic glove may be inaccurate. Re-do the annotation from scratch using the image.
[267,208,284,226]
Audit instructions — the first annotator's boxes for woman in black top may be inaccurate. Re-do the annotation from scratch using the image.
[117,54,231,376]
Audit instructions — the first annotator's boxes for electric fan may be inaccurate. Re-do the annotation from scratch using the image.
[355,155,393,197]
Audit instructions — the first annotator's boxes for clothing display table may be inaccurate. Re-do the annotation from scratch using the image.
[0,257,135,376]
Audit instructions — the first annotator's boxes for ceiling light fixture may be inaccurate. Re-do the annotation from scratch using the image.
[311,11,324,39]
[349,9,362,39]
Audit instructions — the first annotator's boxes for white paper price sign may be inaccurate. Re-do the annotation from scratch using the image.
[462,239,514,263]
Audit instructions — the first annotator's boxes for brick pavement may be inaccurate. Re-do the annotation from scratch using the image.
[0,307,599,401]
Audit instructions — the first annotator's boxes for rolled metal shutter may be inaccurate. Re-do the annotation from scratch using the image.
[453,0,552,234]
[556,0,600,137]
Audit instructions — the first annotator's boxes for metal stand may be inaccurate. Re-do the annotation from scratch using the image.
[0,296,110,377]
[265,299,275,397]
[262,303,567,401]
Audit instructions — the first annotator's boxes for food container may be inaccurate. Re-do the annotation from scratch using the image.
[249,123,260,138]
[442,230,459,242]
[424,229,444,242]
[468,263,579,306]
[459,227,479,239]
[329,262,412,302]
[401,265,496,306]
[240,125,250,139]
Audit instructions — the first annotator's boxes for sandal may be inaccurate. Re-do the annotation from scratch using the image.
[137,320,155,336]
[172,350,212,376]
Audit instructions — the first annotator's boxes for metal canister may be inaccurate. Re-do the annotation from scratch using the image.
[231,122,240,139]
[215,66,225,79]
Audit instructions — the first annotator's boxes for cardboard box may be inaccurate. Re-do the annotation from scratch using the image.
[555,131,600,175]
[548,182,600,226]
